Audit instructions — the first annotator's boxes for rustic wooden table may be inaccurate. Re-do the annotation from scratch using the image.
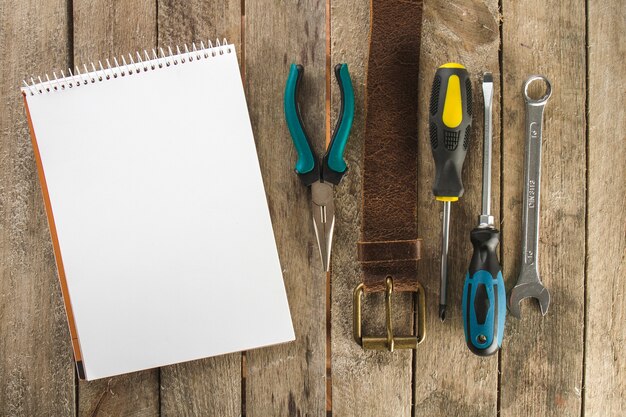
[1,0,624,416]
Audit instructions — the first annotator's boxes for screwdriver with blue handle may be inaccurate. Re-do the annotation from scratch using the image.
[284,63,355,271]
[462,73,506,356]
[428,63,473,322]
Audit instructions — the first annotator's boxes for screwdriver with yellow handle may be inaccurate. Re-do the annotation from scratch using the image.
[428,63,473,321]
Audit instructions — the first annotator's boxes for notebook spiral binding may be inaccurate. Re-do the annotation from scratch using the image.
[22,38,231,96]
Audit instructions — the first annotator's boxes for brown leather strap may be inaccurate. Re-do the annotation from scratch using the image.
[359,0,424,293]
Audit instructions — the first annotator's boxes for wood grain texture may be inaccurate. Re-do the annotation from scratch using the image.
[413,1,501,416]
[2,1,624,416]
[0,0,75,416]
[78,373,159,417]
[160,357,241,417]
[72,1,159,415]
[157,0,241,60]
[157,2,242,415]
[584,1,626,415]
[330,1,415,416]
[244,1,327,416]
[73,0,157,64]
[500,0,586,416]
[414,0,500,416]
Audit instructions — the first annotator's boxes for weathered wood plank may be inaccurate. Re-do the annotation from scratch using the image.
[157,2,242,415]
[584,2,626,415]
[245,1,327,416]
[413,1,502,415]
[3,1,619,416]
[331,1,501,415]
[500,0,586,415]
[73,0,157,63]
[77,374,158,417]
[157,0,241,60]
[0,0,75,415]
[160,357,241,417]
[72,1,160,415]
[329,1,414,416]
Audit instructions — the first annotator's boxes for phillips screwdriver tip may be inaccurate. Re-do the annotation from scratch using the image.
[439,304,446,322]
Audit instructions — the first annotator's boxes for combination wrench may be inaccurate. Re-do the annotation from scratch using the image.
[509,75,552,318]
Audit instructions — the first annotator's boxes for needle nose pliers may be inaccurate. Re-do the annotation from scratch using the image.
[284,63,355,271]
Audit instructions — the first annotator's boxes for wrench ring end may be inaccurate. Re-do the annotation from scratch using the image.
[523,75,552,105]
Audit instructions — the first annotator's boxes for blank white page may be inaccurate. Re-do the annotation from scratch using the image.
[23,44,294,380]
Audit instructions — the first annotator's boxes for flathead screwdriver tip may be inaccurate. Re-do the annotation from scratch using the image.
[483,72,493,83]
[439,304,446,322]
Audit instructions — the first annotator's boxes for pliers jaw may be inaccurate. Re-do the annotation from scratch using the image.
[311,181,335,272]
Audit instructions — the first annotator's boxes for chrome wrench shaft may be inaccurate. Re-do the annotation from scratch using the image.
[509,75,552,318]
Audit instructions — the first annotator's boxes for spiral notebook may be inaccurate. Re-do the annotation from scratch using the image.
[21,40,294,380]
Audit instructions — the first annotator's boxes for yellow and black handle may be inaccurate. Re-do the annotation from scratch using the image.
[428,64,473,200]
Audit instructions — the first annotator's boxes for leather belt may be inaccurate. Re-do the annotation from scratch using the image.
[352,0,426,351]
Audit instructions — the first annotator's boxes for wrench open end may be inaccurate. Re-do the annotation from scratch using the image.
[508,282,550,318]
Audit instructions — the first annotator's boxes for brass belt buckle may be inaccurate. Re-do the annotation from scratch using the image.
[353,276,426,351]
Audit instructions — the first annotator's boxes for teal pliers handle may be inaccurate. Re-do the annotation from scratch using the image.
[284,64,318,184]
[284,63,355,186]
[325,63,355,184]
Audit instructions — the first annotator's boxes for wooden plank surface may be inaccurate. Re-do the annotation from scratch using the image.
[157,0,241,60]
[157,2,242,416]
[500,0,586,416]
[414,0,502,415]
[584,1,626,415]
[0,1,75,416]
[244,1,327,416]
[72,1,160,416]
[1,0,625,416]
[329,1,415,416]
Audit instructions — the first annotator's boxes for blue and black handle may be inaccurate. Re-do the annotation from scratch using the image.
[284,63,354,186]
[462,227,506,356]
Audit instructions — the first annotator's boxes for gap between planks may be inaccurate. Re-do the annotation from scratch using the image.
[325,0,333,415]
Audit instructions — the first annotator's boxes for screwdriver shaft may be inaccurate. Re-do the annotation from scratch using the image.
[481,75,494,222]
[439,201,451,321]
[481,105,492,216]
